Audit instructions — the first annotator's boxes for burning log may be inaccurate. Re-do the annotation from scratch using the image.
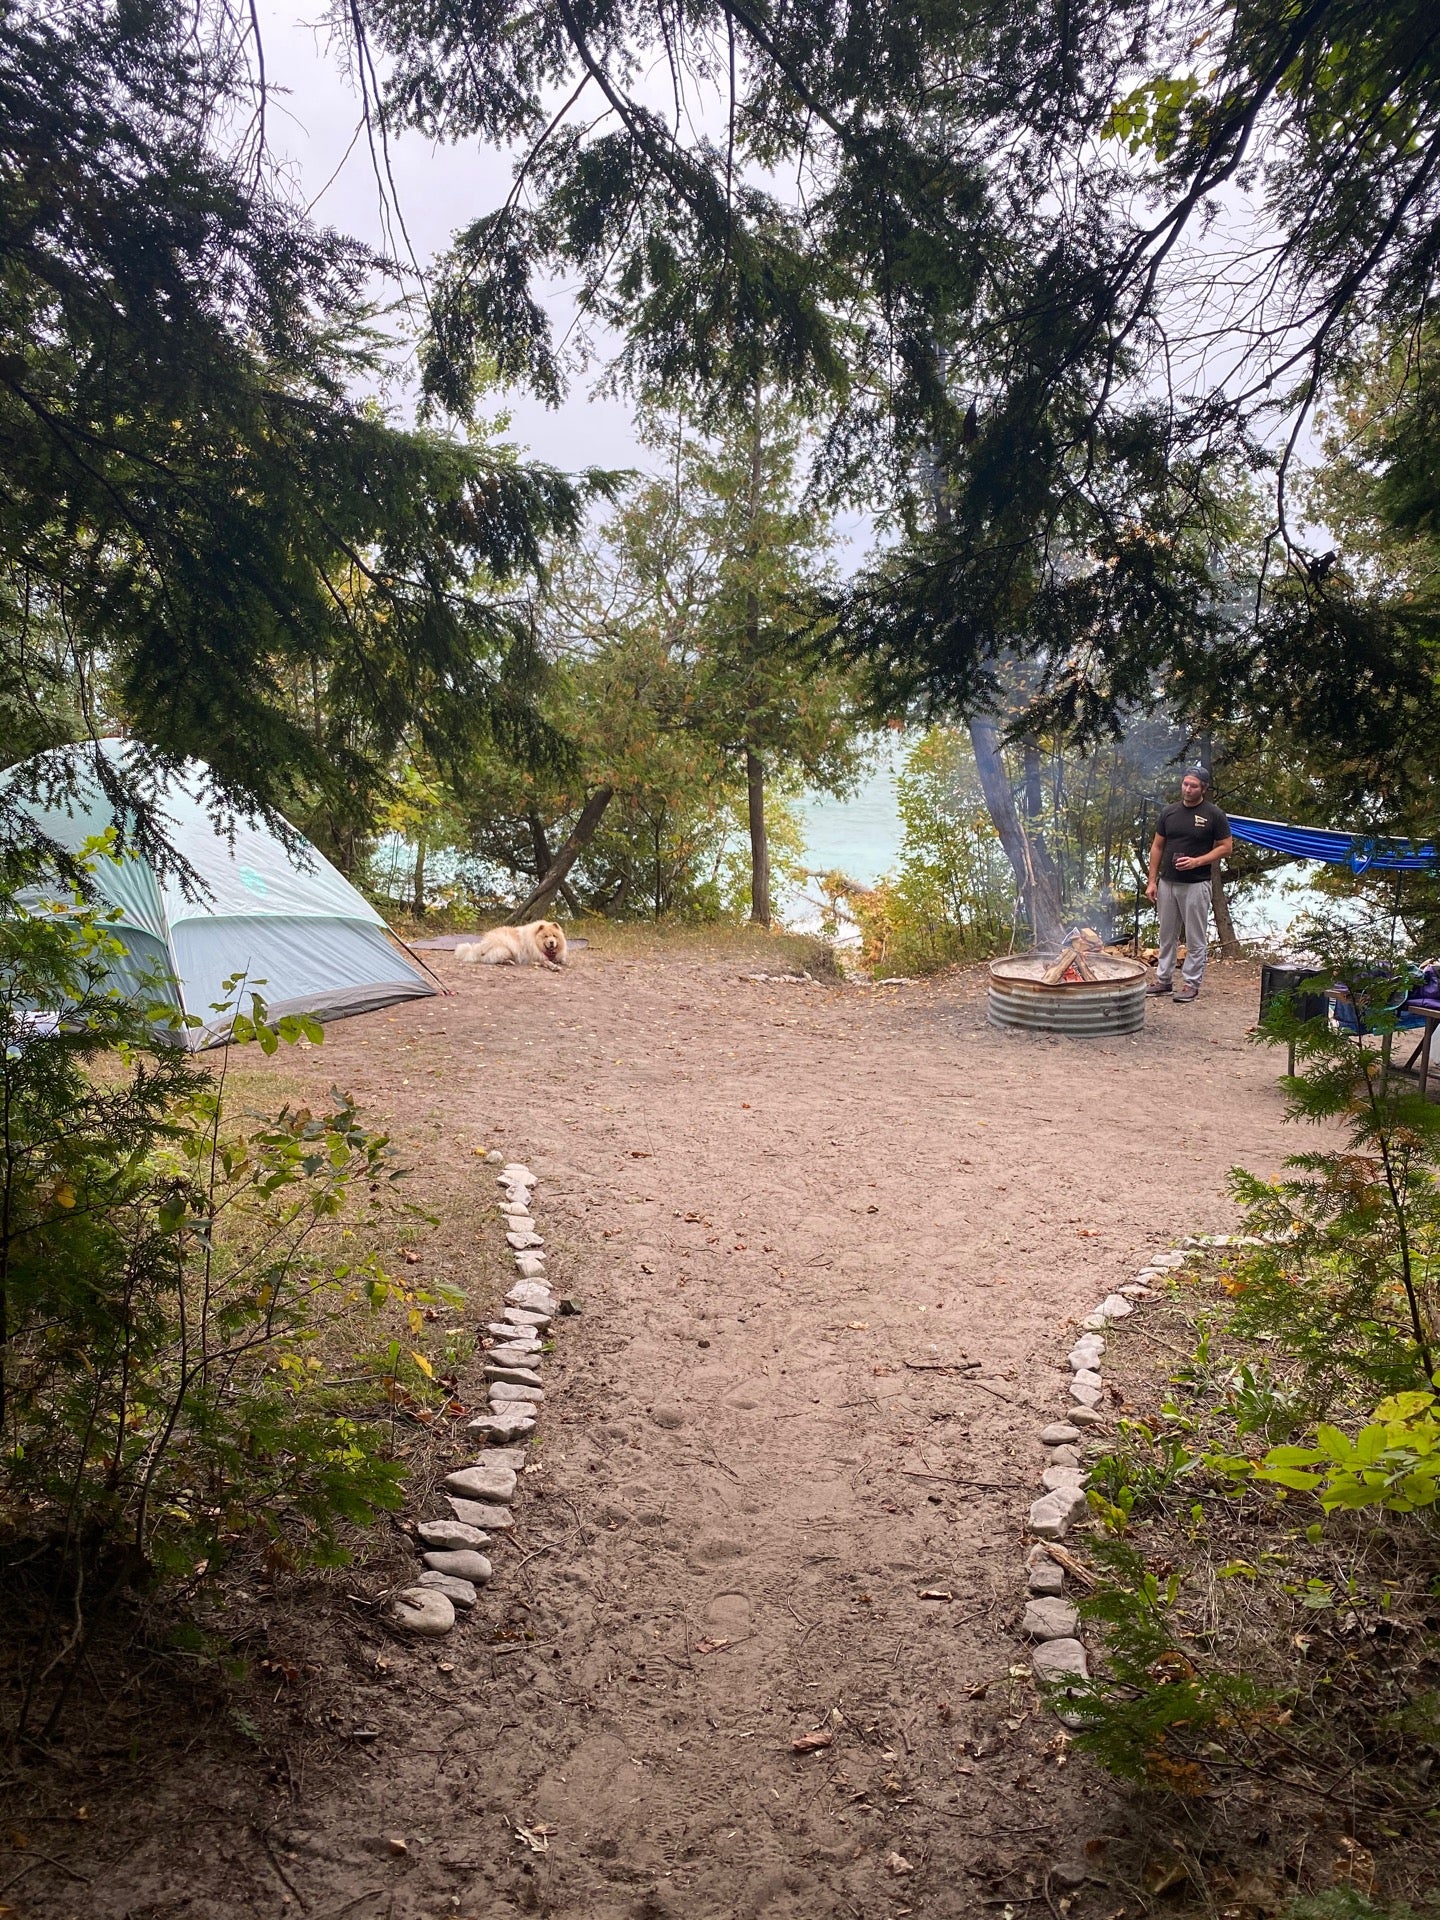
[1041,927,1106,985]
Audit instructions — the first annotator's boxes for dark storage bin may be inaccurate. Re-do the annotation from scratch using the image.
[1259,962,1328,1024]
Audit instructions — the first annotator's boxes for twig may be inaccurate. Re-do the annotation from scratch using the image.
[0,1847,93,1892]
[260,1829,309,1910]
[315,1893,385,1920]
[1037,1542,1098,1590]
[899,1466,1009,1489]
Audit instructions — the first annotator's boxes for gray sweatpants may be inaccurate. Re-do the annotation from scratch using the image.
[1157,878,1212,988]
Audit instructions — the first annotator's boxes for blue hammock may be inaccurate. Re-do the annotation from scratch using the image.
[1227,815,1439,876]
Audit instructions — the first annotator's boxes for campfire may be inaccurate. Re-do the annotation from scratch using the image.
[1040,926,1107,985]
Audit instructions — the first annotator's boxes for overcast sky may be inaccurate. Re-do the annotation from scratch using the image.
[256,1,648,473]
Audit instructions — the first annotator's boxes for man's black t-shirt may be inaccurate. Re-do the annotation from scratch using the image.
[1157,800,1230,882]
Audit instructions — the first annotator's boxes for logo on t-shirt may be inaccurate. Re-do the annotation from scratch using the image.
[1194,815,1207,827]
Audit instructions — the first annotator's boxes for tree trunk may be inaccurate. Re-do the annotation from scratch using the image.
[411,833,426,919]
[746,744,770,926]
[969,715,1064,949]
[1211,865,1242,959]
[507,786,615,922]
[527,808,554,885]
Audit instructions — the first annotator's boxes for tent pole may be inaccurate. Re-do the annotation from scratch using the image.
[385,925,454,996]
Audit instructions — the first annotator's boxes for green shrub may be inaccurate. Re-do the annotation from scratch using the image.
[2,863,453,1740]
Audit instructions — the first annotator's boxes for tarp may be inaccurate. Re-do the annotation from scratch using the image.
[5,739,435,1046]
[1228,815,1439,876]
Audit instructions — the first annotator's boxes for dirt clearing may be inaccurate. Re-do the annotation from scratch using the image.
[9,941,1302,1919]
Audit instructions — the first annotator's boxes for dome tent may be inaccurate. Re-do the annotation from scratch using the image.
[6,740,435,1047]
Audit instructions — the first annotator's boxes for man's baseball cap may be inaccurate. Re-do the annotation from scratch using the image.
[1184,765,1211,783]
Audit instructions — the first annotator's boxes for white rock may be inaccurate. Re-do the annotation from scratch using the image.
[1098,1294,1134,1320]
[506,1230,544,1251]
[1067,1405,1105,1428]
[1032,1637,1089,1684]
[468,1410,537,1444]
[416,1570,478,1609]
[1027,1558,1065,1596]
[447,1497,514,1531]
[387,1588,454,1637]
[444,1463,517,1503]
[1040,1422,1082,1445]
[1042,1464,1086,1493]
[1148,1251,1185,1269]
[503,1306,551,1329]
[506,1280,556,1310]
[1047,1444,1082,1466]
[1029,1484,1088,1538]
[486,1346,542,1369]
[1081,1312,1108,1331]
[513,1253,548,1279]
[1022,1597,1080,1640]
[1069,1381,1103,1409]
[416,1519,489,1550]
[484,1149,505,1166]
[1119,1283,1152,1299]
[485,1325,542,1348]
[485,1363,543,1388]
[489,1380,543,1404]
[421,1549,493,1584]
[1068,1338,1105,1369]
[1073,1368,1102,1391]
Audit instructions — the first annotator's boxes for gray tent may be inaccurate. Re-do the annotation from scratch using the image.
[7,740,435,1046]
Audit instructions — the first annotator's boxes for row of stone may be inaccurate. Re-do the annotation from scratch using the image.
[386,1159,555,1639]
[1019,1242,1202,1708]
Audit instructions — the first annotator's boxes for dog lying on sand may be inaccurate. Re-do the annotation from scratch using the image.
[456,922,568,972]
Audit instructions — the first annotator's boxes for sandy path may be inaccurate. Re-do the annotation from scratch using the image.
[25,947,1300,1920]
[250,948,1296,1920]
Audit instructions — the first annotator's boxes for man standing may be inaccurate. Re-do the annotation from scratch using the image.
[1145,768,1234,1002]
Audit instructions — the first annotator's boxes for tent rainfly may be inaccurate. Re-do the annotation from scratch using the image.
[6,740,436,1047]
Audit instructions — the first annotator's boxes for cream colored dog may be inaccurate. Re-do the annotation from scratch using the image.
[457,921,568,972]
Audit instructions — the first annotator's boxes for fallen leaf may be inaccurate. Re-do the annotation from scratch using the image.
[386,1836,409,1856]
[791,1729,833,1753]
[694,1638,731,1655]
[630,1150,651,1158]
[884,1851,915,1876]
[918,1587,953,1601]
[514,1824,551,1854]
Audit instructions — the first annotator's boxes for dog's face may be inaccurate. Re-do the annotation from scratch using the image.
[536,921,565,962]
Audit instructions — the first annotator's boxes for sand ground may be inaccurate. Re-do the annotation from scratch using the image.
[10,944,1305,1920]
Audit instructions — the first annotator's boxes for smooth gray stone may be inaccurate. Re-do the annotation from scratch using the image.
[485,1328,541,1359]
[1098,1294,1134,1320]
[1023,1596,1079,1640]
[1040,1422,1082,1445]
[485,1363,543,1388]
[1032,1636,1089,1682]
[417,1570,478,1609]
[387,1588,454,1637]
[498,1200,532,1217]
[486,1342,541,1364]
[500,1163,535,1184]
[500,1212,535,1232]
[1148,1251,1185,1269]
[1027,1558,1065,1596]
[513,1255,548,1279]
[416,1519,489,1550]
[1068,1339,1105,1370]
[489,1380,543,1404]
[506,1229,544,1250]
[481,1448,529,1472]
[1042,1465,1086,1493]
[1068,1406,1105,1427]
[507,1280,555,1310]
[1046,1444,1082,1467]
[469,1411,537,1444]
[1069,1381,1103,1409]
[1073,1368,1102,1391]
[1029,1485,1086,1538]
[503,1306,551,1329]
[447,1497,514,1531]
[422,1549,493,1584]
[445,1463,516,1503]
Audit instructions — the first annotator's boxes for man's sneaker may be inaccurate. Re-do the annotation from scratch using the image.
[1173,984,1199,1002]
[1146,979,1173,997]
